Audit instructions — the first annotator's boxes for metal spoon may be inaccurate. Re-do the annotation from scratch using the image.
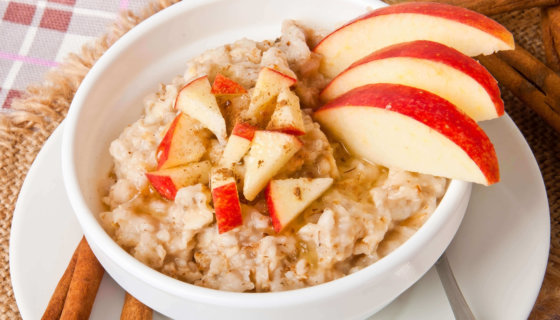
[436,253,476,320]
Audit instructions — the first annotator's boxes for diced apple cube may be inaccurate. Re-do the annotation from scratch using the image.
[146,160,211,200]
[211,73,247,96]
[266,177,333,232]
[175,75,227,144]
[156,113,206,170]
[266,88,306,135]
[243,131,303,201]
[211,167,243,233]
[219,122,258,168]
[247,67,297,125]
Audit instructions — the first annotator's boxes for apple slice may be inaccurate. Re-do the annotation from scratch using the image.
[266,88,306,135]
[211,167,243,233]
[314,2,515,78]
[211,73,247,96]
[243,131,303,201]
[219,122,258,168]
[314,83,499,185]
[156,113,206,170]
[266,177,333,232]
[146,160,211,200]
[247,67,297,125]
[320,40,504,121]
[175,75,227,144]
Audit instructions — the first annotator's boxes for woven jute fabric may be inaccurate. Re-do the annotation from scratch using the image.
[0,1,178,318]
[0,1,558,319]
[491,8,560,319]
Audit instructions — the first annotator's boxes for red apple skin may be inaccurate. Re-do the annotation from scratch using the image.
[264,184,283,233]
[315,83,499,184]
[324,40,504,116]
[262,68,297,86]
[156,114,180,169]
[232,122,258,141]
[314,2,514,53]
[272,127,306,136]
[212,182,243,233]
[211,74,247,95]
[146,173,178,200]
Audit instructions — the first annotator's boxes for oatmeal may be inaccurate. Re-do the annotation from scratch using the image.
[100,20,448,292]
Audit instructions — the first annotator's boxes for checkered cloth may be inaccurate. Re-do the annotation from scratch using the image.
[0,0,152,110]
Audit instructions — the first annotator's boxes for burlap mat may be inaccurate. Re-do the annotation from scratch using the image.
[0,1,558,319]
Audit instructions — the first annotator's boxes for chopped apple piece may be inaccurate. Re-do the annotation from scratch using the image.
[146,160,211,200]
[211,167,243,233]
[156,113,206,170]
[211,73,247,96]
[266,178,333,232]
[320,40,504,121]
[314,83,499,185]
[314,2,515,78]
[247,67,297,125]
[231,121,257,140]
[175,75,227,144]
[243,131,303,201]
[266,88,306,135]
[220,122,258,168]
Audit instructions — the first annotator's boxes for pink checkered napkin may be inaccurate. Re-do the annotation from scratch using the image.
[0,0,153,110]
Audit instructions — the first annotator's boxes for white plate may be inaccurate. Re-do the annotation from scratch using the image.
[10,0,549,318]
[10,112,549,319]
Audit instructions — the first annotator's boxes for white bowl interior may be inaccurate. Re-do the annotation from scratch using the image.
[62,0,472,318]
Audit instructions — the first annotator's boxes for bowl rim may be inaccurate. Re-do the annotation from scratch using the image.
[62,0,472,308]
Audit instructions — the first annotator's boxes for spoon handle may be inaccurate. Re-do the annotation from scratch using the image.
[436,253,476,320]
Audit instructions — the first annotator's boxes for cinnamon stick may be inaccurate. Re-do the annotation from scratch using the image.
[542,6,560,72]
[541,7,560,72]
[477,54,560,133]
[549,6,560,57]
[120,292,153,320]
[59,238,105,320]
[495,47,560,112]
[384,0,560,16]
[41,240,81,320]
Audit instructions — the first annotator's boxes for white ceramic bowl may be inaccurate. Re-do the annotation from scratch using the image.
[61,0,472,319]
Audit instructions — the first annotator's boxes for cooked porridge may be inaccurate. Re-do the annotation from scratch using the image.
[100,20,448,292]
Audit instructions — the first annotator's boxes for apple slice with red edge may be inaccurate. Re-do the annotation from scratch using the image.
[219,122,258,168]
[314,2,515,78]
[156,113,206,170]
[211,167,243,233]
[320,40,504,121]
[243,131,303,201]
[314,83,499,185]
[266,88,306,135]
[247,67,297,125]
[211,73,247,96]
[175,75,227,144]
[146,160,211,200]
[266,177,333,232]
